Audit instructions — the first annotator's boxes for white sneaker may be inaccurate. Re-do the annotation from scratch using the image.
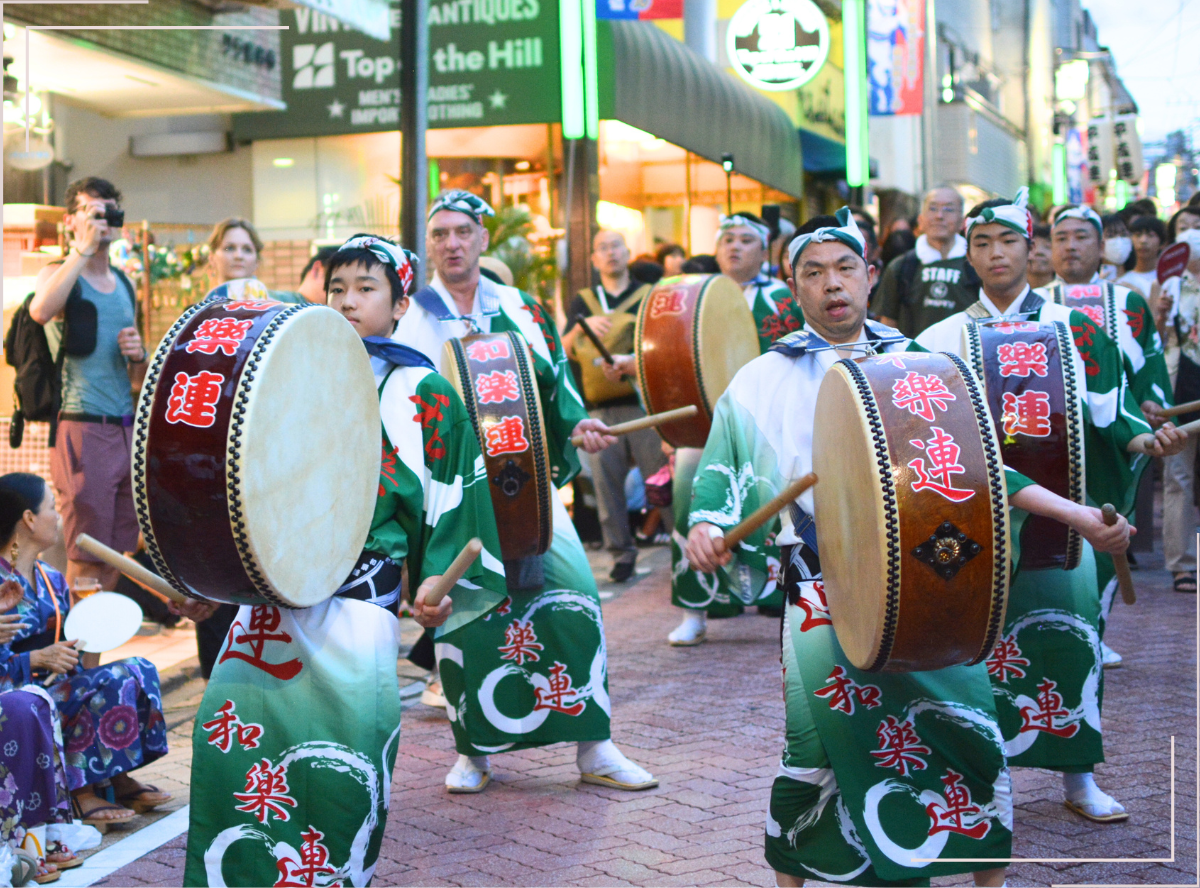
[421,678,447,708]
[577,739,658,790]
[446,754,491,793]
[668,610,707,646]
[1100,642,1123,668]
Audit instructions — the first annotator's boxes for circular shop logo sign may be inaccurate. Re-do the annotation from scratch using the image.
[727,0,830,92]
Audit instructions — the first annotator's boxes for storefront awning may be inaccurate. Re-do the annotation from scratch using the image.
[600,22,803,199]
[800,129,846,174]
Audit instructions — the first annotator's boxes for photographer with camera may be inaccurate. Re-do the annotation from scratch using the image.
[29,177,146,594]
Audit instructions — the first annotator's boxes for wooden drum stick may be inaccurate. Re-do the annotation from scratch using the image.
[1159,398,1200,419]
[570,405,699,446]
[424,538,483,608]
[75,534,188,604]
[575,315,615,364]
[1100,504,1136,605]
[722,473,819,550]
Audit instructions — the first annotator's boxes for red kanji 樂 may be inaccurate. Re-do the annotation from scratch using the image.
[533,662,586,715]
[483,415,530,457]
[892,372,957,422]
[925,769,991,839]
[202,700,264,753]
[273,826,342,888]
[465,339,511,362]
[907,427,976,503]
[985,636,1029,683]
[498,619,543,665]
[812,665,882,716]
[218,606,304,681]
[233,758,297,824]
[1001,390,1052,437]
[1017,678,1079,737]
[185,318,255,356]
[1075,305,1105,327]
[475,370,521,405]
[996,341,1049,378]
[164,370,225,428]
[870,715,931,776]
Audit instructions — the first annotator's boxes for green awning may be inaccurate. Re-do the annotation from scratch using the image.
[598,21,803,198]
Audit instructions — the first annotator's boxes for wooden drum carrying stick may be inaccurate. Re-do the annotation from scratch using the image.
[1159,398,1200,420]
[423,538,483,607]
[75,534,188,604]
[722,473,819,550]
[1100,504,1137,605]
[575,315,615,364]
[570,405,699,446]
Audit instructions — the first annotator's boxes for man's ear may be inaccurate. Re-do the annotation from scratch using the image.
[480,225,490,253]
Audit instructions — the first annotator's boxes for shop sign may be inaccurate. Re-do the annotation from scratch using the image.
[1113,114,1143,185]
[866,0,923,116]
[596,0,682,20]
[726,0,829,92]
[232,0,560,140]
[292,0,392,41]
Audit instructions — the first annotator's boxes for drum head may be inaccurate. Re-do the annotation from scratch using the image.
[235,307,380,606]
[63,592,143,653]
[695,276,760,408]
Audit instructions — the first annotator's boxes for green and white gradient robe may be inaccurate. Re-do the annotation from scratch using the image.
[670,274,805,617]
[184,354,506,888]
[690,321,1014,884]
[918,287,1151,770]
[394,275,616,753]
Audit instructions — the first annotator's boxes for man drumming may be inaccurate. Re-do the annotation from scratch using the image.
[917,191,1185,823]
[392,190,656,794]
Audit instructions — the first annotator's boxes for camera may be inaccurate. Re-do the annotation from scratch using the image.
[95,206,125,228]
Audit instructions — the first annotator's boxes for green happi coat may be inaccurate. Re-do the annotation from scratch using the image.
[1043,278,1172,635]
[184,357,505,887]
[394,275,616,753]
[917,288,1151,770]
[670,274,804,617]
[690,321,1015,884]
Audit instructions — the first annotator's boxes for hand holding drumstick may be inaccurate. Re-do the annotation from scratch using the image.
[686,474,819,573]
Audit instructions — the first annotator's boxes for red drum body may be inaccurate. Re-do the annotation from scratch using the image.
[133,293,380,606]
[964,319,1085,570]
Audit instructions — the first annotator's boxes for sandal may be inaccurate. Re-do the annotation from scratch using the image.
[73,795,136,833]
[1174,573,1197,594]
[11,850,37,887]
[33,862,60,885]
[44,844,82,871]
[115,783,171,814]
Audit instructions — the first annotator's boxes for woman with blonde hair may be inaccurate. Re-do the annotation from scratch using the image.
[205,217,306,304]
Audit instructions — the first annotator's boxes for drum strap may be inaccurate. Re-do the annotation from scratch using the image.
[413,280,502,329]
[787,504,819,555]
[965,288,1045,320]
[361,336,435,370]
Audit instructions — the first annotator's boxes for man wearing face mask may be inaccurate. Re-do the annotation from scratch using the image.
[1043,205,1172,666]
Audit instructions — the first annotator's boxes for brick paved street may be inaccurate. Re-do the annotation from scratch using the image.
[94,538,1196,888]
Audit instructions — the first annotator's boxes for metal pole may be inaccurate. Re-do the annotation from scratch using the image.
[400,0,429,287]
[683,151,692,254]
[725,170,732,214]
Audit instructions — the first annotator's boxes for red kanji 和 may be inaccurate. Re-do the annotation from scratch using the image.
[1001,391,1052,437]
[273,826,341,888]
[185,318,255,356]
[465,339,511,362]
[484,596,512,621]
[907,427,976,503]
[218,606,303,681]
[996,341,1049,378]
[1018,678,1080,737]
[223,300,278,312]
[483,415,530,457]
[533,662,586,715]
[813,665,882,716]
[986,321,1039,334]
[1071,323,1101,376]
[498,619,543,665]
[925,769,991,839]
[649,290,687,318]
[165,370,225,428]
[892,372,957,422]
[870,715,931,776]
[202,700,263,753]
[985,636,1029,683]
[410,393,449,461]
[797,581,832,632]
[475,370,521,405]
[233,758,297,824]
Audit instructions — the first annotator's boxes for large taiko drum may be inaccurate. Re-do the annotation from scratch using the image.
[812,351,1010,673]
[133,287,380,607]
[634,274,760,448]
[964,318,1085,570]
[442,331,553,560]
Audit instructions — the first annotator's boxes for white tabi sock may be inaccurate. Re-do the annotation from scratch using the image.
[1062,771,1125,818]
[577,739,655,786]
[668,609,707,644]
[445,754,490,790]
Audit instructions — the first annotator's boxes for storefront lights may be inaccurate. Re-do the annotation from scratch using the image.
[273,157,295,168]
[1055,59,1089,102]
[1155,163,1177,209]
[559,0,598,140]
[842,0,868,187]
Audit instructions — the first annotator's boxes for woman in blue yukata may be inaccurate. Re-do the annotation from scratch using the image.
[0,473,170,831]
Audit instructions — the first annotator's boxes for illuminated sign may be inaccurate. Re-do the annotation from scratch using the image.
[726,0,829,92]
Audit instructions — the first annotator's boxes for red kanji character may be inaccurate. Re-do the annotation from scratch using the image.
[1076,305,1105,326]
[1018,678,1079,737]
[1001,391,1052,437]
[996,341,1049,377]
[1071,322,1101,377]
[892,372,957,421]
[164,370,225,428]
[475,370,521,405]
[1066,285,1103,300]
[498,619,543,665]
[521,301,558,353]
[424,427,446,461]
[759,314,786,343]
[202,700,263,752]
[925,769,991,839]
[870,715,932,776]
[233,758,297,824]
[185,318,255,356]
[797,581,832,632]
[907,427,976,503]
[273,826,342,887]
[410,393,449,428]
[465,339,511,362]
[218,606,303,681]
[985,636,1029,683]
[875,355,910,369]
[812,665,882,715]
[649,289,687,318]
[223,299,277,312]
[483,415,529,457]
[484,596,512,621]
[1123,308,1145,339]
[379,443,399,497]
[533,662,586,715]
[986,321,1039,333]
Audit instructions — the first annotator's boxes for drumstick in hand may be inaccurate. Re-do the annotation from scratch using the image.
[570,405,698,446]
[1100,504,1136,605]
[722,473,819,550]
[423,538,483,608]
[575,315,615,365]
[1159,398,1200,419]
[75,534,188,604]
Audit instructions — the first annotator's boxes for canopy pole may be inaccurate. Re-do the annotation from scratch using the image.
[400,0,429,285]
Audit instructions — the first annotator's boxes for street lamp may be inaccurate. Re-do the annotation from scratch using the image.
[722,153,734,214]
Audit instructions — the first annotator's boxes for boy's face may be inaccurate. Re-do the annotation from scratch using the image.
[326,260,406,339]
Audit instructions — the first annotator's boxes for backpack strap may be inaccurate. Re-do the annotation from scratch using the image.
[614,284,650,313]
[576,288,605,317]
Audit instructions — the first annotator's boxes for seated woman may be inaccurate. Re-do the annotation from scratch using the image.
[0,473,170,830]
